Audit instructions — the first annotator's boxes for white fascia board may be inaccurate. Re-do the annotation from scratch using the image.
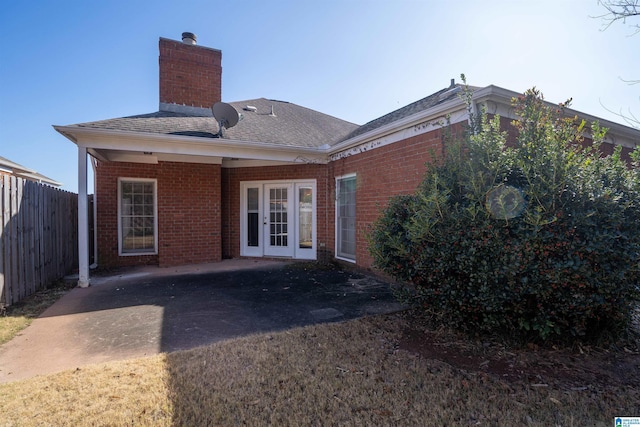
[54,126,328,164]
[329,96,469,156]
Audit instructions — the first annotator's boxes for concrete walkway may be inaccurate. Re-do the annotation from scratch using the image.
[0,259,403,384]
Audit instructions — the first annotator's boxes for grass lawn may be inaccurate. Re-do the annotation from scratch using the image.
[0,311,638,426]
[0,281,75,345]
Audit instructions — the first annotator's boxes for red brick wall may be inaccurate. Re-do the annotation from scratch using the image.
[221,164,329,259]
[328,126,453,270]
[95,160,221,268]
[159,37,222,108]
[157,162,222,267]
[93,118,635,271]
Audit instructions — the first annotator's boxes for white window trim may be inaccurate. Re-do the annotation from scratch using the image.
[117,177,158,256]
[240,180,317,260]
[335,173,357,263]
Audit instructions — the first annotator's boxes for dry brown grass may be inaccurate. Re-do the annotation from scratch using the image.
[0,281,74,345]
[0,313,638,426]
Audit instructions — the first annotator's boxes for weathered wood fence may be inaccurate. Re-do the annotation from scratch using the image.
[0,175,78,307]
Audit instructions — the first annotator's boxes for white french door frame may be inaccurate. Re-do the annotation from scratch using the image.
[240,180,317,260]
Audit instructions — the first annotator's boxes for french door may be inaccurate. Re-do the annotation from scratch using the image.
[241,180,316,260]
[264,184,292,257]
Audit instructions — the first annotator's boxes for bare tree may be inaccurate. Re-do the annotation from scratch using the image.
[597,0,640,33]
[595,1,640,127]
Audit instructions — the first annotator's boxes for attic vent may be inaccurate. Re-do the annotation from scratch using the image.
[243,105,257,112]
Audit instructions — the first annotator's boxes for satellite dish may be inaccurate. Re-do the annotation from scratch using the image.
[212,102,240,136]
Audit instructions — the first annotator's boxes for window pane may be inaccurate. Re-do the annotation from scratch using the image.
[121,180,155,254]
[337,177,356,260]
[247,187,260,248]
[248,188,259,211]
[299,187,312,249]
[268,186,288,248]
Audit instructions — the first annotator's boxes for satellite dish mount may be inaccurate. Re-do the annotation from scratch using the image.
[212,102,240,137]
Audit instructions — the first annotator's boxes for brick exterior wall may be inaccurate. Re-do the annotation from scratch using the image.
[93,126,455,270]
[95,160,221,268]
[327,125,456,270]
[92,117,635,271]
[159,37,222,108]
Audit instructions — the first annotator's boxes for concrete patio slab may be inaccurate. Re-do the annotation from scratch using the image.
[0,259,404,384]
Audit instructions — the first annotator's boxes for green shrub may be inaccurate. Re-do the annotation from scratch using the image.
[369,87,640,342]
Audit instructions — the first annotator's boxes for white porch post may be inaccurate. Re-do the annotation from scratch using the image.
[77,146,90,287]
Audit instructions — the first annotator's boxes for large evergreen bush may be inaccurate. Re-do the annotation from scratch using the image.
[370,87,640,342]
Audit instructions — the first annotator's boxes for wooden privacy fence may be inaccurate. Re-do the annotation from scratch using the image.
[0,175,79,307]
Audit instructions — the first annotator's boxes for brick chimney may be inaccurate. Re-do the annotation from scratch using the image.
[159,32,222,110]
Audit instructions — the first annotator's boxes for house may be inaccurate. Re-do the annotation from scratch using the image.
[54,32,640,287]
[0,155,62,187]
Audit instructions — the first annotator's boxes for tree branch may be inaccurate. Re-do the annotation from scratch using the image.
[596,0,640,34]
[600,99,640,128]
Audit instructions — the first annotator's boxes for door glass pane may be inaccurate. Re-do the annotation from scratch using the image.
[337,177,356,260]
[269,187,288,247]
[299,187,313,249]
[247,188,259,247]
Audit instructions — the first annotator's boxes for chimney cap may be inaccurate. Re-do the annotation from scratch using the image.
[182,32,197,45]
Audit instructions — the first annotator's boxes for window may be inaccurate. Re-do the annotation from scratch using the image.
[118,178,157,255]
[336,175,356,261]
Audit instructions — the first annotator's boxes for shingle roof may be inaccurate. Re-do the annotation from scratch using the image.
[67,84,481,151]
[71,98,358,149]
[226,98,357,148]
[75,110,218,137]
[340,84,472,142]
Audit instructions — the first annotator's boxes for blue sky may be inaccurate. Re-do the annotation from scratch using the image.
[1,0,638,193]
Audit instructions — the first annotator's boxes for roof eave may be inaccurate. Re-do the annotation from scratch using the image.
[53,125,329,164]
[15,172,63,187]
[472,85,640,146]
[329,95,468,155]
